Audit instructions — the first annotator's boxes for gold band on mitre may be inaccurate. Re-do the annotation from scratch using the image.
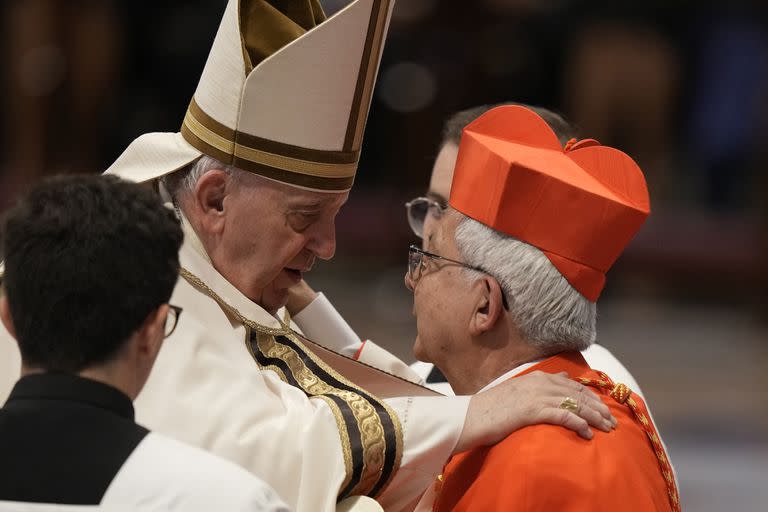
[181,98,359,191]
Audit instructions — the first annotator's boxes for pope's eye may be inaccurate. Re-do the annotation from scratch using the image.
[287,211,320,232]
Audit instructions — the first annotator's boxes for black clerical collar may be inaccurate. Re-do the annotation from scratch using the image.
[6,373,135,420]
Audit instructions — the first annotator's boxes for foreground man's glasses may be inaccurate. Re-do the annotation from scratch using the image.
[407,245,509,310]
[405,197,445,238]
[165,305,183,338]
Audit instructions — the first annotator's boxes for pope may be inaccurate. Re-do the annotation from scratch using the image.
[0,2,615,512]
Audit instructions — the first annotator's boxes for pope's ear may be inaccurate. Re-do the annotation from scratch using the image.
[468,275,505,336]
[192,169,230,233]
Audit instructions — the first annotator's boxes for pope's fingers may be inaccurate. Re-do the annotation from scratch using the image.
[284,279,318,314]
[515,371,604,414]
[541,392,610,433]
[551,372,616,427]
[574,387,614,426]
[540,407,593,440]
[558,394,613,433]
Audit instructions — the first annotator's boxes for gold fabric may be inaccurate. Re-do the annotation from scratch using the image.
[240,0,326,73]
[181,96,360,189]
[251,330,403,499]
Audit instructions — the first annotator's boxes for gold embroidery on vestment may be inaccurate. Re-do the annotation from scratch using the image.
[180,267,403,499]
[255,330,400,497]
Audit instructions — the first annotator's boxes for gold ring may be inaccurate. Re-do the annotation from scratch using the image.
[559,396,579,413]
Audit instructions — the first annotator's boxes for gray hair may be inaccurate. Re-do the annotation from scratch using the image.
[162,155,243,200]
[454,214,596,354]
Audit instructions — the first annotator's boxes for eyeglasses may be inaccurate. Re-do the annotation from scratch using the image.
[408,245,509,310]
[164,304,183,338]
[405,197,445,239]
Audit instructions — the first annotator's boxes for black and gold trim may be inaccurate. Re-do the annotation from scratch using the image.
[344,0,392,152]
[248,330,402,499]
[181,98,359,191]
[179,268,403,500]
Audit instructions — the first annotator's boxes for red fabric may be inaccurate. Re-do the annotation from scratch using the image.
[433,352,677,512]
[448,106,650,301]
[576,371,680,511]
[352,340,367,361]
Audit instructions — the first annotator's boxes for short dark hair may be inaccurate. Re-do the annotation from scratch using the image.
[441,102,579,147]
[1,175,183,372]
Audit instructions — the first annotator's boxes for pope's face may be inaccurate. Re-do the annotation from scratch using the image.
[215,177,348,314]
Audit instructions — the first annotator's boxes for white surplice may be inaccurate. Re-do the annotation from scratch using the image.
[102,432,291,511]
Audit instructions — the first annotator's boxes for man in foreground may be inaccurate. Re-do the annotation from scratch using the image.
[406,105,679,511]
[0,175,288,511]
[0,2,614,511]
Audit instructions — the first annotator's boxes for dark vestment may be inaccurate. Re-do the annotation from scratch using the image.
[0,373,148,504]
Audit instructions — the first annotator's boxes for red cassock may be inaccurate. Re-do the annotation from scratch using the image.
[433,352,680,512]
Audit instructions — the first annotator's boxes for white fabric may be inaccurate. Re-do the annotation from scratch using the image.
[0,434,288,512]
[581,343,644,397]
[0,272,18,405]
[192,0,394,152]
[102,432,289,511]
[193,0,244,129]
[409,346,645,398]
[335,497,383,512]
[408,362,454,395]
[0,337,20,405]
[105,132,202,183]
[241,0,369,150]
[291,293,362,358]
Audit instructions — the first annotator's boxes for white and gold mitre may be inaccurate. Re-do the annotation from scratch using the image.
[106,0,395,191]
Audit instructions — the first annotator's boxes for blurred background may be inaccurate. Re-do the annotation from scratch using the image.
[0,0,766,509]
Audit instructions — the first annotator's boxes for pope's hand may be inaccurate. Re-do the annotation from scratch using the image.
[285,280,318,315]
[455,370,615,453]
